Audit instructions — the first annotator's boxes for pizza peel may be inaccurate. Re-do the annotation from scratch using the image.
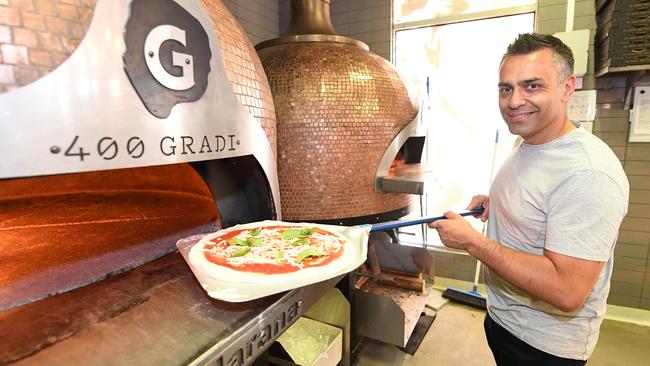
[176,221,370,302]
[176,207,484,302]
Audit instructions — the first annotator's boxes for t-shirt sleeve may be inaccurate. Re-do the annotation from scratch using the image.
[545,169,628,261]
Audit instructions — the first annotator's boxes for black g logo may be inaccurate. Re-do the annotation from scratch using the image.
[124,0,212,118]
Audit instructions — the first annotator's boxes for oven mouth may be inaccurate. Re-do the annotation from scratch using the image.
[0,164,219,311]
[0,154,277,311]
[374,111,431,196]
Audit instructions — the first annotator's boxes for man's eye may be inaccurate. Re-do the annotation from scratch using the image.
[527,83,541,90]
[499,87,511,94]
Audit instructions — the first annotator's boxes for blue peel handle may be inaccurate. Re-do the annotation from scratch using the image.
[369,204,485,232]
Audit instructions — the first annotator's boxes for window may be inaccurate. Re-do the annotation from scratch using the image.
[394,0,536,25]
[394,10,535,247]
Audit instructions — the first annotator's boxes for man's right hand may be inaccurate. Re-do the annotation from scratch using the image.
[467,195,489,222]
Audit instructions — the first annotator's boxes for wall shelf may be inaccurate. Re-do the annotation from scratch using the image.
[595,64,650,78]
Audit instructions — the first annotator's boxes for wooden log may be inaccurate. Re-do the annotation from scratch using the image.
[377,273,425,293]
[380,267,422,279]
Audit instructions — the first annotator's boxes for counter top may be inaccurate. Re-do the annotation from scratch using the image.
[0,252,340,365]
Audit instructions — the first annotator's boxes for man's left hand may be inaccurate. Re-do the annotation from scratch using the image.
[428,211,483,251]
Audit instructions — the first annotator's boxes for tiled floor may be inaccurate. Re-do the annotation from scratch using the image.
[354,293,650,366]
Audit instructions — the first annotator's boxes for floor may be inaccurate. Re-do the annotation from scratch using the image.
[354,291,650,366]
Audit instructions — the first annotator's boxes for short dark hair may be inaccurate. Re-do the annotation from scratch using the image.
[502,33,574,82]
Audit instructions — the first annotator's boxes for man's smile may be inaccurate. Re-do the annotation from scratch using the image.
[506,111,535,123]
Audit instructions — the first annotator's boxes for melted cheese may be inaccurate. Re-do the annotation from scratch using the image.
[203,227,344,269]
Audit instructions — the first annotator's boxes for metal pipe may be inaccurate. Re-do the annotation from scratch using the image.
[288,0,336,35]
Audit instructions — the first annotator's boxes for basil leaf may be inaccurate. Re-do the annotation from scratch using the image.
[282,228,314,240]
[296,248,324,263]
[248,229,261,236]
[228,237,249,246]
[231,247,251,257]
[291,238,309,246]
[281,229,302,240]
[247,237,263,247]
[275,251,285,261]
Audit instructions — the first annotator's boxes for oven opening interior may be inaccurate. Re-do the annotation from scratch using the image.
[0,156,275,311]
[389,136,425,173]
[192,154,276,229]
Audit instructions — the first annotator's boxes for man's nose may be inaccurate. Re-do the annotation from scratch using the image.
[508,89,526,109]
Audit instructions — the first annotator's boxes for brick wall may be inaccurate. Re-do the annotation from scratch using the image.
[537,0,597,88]
[538,0,650,310]
[0,0,95,93]
[278,0,391,61]
[433,251,480,283]
[593,76,650,310]
[221,0,279,46]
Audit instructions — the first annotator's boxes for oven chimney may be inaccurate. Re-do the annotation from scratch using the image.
[287,0,336,35]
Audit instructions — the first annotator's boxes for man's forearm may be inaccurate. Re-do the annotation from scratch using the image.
[468,237,590,312]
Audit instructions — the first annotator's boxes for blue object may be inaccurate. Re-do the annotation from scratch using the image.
[370,205,484,232]
[442,287,486,309]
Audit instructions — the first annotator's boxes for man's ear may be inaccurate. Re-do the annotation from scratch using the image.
[562,74,577,102]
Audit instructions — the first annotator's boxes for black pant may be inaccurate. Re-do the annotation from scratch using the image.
[484,314,587,366]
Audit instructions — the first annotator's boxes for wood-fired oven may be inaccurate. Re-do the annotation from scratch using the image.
[256,0,425,227]
[0,1,299,364]
[0,1,437,364]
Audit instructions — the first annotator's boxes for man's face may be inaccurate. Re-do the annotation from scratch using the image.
[498,48,575,144]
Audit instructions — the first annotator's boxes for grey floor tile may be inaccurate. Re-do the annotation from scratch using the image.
[354,293,650,366]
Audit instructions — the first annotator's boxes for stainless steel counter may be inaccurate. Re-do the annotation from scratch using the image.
[0,252,341,365]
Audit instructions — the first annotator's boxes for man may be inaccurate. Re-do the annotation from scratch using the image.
[429,33,629,365]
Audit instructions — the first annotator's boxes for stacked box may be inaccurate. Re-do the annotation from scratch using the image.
[596,0,650,71]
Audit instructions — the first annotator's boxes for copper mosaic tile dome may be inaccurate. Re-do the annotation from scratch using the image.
[201,0,277,154]
[256,0,419,221]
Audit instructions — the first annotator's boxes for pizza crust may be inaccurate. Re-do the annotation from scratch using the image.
[188,221,357,284]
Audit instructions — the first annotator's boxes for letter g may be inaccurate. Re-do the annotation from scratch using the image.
[144,25,195,90]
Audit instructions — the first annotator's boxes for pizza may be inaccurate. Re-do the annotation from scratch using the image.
[188,222,354,281]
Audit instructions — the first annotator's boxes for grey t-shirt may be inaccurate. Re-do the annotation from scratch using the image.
[485,124,629,360]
